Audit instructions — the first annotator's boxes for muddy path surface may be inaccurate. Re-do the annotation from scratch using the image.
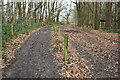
[3,26,61,78]
[60,25,119,78]
[2,25,119,78]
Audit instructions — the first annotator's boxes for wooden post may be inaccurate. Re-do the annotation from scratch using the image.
[64,34,68,61]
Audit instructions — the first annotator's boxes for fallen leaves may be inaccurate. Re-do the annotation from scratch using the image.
[51,25,92,78]
[1,27,43,69]
[51,25,119,78]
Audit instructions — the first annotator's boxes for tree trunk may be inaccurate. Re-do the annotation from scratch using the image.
[94,2,100,30]
[5,2,10,24]
[118,2,120,29]
[76,2,81,26]
[2,2,5,23]
[22,2,26,23]
[105,2,112,30]
[56,11,60,22]
[17,2,22,23]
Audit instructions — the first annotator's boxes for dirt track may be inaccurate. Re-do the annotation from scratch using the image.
[3,25,119,78]
[3,26,60,78]
[60,25,119,78]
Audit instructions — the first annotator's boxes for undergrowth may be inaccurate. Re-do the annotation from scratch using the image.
[2,23,45,66]
[2,23,45,46]
[79,26,120,33]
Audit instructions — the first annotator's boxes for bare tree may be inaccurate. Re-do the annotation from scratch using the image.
[94,2,100,30]
[105,2,112,29]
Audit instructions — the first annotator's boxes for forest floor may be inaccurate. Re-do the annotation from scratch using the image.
[2,25,119,78]
[54,25,119,78]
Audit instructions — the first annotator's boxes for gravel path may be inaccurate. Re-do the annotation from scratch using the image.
[3,26,60,78]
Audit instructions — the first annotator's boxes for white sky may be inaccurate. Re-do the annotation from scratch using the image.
[3,0,119,21]
[3,0,74,20]
[3,0,120,2]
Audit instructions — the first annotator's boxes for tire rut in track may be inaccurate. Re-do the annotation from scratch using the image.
[3,26,61,78]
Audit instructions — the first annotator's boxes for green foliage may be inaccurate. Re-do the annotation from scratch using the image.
[105,28,120,33]
[54,39,63,44]
[53,33,58,37]
[67,58,71,64]
[2,23,42,47]
[11,42,20,46]
[2,53,8,59]
[78,57,81,62]
[54,26,58,32]
[2,23,44,65]
[52,22,65,25]
[57,27,61,39]
[79,26,120,33]
[53,46,62,51]
[79,26,93,30]
[53,26,61,39]
[99,27,120,33]
[2,24,12,43]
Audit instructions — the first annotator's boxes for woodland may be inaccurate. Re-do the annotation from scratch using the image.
[0,0,120,78]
